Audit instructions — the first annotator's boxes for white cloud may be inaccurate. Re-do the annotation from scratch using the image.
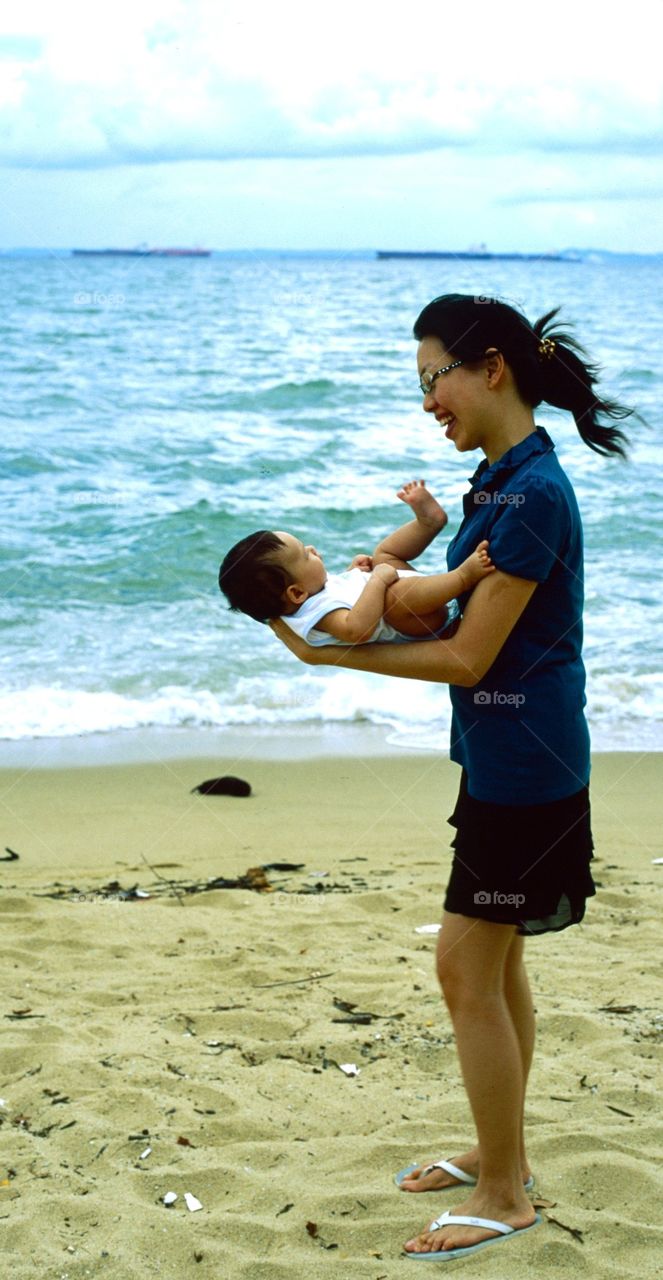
[0,0,661,168]
[0,0,661,252]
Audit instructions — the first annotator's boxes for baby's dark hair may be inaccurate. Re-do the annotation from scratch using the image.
[219,531,292,623]
[414,293,638,457]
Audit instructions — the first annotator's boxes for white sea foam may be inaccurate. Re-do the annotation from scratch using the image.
[1,668,662,750]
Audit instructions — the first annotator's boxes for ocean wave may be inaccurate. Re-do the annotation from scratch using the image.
[259,378,338,407]
[0,676,450,740]
[1,669,662,750]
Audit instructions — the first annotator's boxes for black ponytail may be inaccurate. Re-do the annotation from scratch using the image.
[532,308,631,458]
[413,293,637,459]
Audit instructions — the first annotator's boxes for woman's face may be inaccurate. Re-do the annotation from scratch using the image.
[417,336,491,454]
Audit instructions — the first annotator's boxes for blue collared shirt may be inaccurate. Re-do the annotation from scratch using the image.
[447,426,590,803]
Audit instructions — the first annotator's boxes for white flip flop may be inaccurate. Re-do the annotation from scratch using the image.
[395,1159,535,1193]
[403,1209,543,1260]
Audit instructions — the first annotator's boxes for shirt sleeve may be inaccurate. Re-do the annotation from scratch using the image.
[487,479,569,583]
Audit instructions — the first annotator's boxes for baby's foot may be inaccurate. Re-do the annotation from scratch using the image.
[455,540,494,592]
[397,480,448,531]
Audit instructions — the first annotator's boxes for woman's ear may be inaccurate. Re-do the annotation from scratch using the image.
[484,347,506,387]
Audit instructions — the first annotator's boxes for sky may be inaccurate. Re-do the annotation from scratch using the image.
[0,0,662,253]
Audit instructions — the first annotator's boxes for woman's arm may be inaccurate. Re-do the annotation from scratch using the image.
[270,569,538,687]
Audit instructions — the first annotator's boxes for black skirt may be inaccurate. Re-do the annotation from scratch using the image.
[444,770,596,936]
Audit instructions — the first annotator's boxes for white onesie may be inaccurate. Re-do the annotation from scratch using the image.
[281,567,458,647]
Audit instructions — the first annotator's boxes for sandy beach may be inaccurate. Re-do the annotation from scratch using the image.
[1,742,662,1278]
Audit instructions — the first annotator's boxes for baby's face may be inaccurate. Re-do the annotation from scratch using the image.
[274,531,327,597]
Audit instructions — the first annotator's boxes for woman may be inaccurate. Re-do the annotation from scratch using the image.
[271,293,633,1262]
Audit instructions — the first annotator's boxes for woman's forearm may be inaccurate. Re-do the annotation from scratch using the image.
[308,633,479,687]
[272,569,538,689]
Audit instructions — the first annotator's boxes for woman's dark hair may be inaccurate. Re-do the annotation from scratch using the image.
[219,531,293,623]
[413,293,635,458]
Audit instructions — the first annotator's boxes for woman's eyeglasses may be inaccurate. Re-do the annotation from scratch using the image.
[419,359,464,396]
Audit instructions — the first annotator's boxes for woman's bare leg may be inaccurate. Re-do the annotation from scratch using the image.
[399,928,534,1192]
[503,932,535,1171]
[403,913,536,1254]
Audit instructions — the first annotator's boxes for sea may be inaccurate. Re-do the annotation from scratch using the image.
[1,251,661,761]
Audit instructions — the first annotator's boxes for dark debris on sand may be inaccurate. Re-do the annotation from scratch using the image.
[31,860,393,905]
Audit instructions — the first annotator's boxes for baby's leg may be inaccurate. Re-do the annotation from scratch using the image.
[383,576,451,637]
[383,542,493,637]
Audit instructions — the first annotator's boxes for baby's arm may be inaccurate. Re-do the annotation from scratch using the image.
[372,481,448,569]
[314,564,398,644]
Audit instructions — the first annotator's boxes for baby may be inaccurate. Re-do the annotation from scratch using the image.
[219,481,493,646]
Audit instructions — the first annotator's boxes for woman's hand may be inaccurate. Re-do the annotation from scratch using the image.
[268,617,321,664]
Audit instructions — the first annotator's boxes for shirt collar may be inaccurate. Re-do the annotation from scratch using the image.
[468,426,555,490]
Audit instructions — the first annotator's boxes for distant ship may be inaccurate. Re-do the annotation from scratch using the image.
[72,247,212,258]
[377,249,576,262]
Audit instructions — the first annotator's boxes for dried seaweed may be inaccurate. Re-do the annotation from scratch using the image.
[546,1214,584,1243]
[31,860,395,905]
[254,972,335,989]
[332,997,377,1025]
[305,1221,338,1250]
[35,865,275,902]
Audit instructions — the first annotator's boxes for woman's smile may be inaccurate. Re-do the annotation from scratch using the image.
[417,337,468,446]
[436,413,457,438]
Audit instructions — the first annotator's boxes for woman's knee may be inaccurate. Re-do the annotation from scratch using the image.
[436,964,504,1019]
[436,949,463,996]
[435,916,516,1003]
[436,954,486,1009]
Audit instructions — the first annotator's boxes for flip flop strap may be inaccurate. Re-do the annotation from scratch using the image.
[430,1211,513,1236]
[422,1159,476,1185]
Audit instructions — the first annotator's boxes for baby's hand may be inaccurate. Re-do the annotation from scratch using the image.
[397,480,448,531]
[372,563,399,587]
[347,553,373,572]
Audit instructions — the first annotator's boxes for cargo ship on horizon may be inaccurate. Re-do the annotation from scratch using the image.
[72,246,212,258]
[377,247,579,262]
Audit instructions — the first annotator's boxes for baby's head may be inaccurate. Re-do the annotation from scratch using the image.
[219,530,326,622]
